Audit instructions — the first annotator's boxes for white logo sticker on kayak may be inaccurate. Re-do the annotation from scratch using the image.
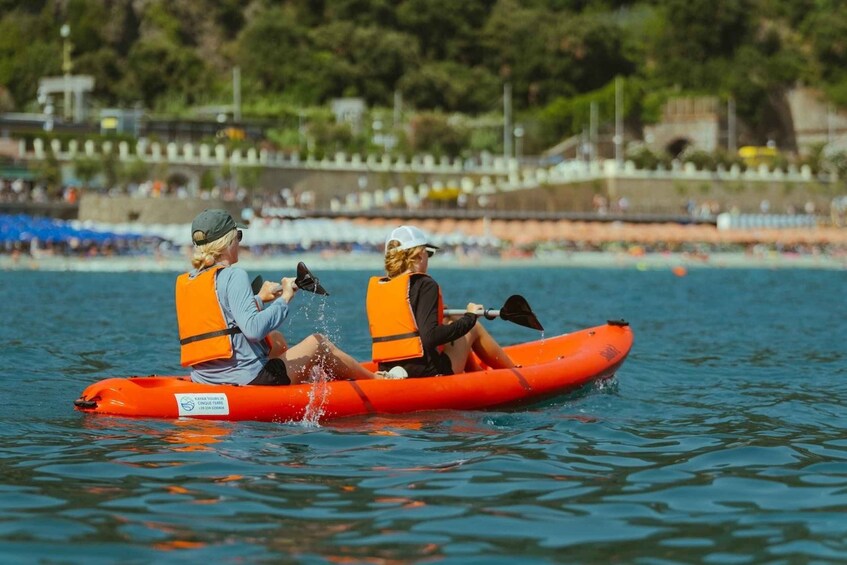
[175,393,230,416]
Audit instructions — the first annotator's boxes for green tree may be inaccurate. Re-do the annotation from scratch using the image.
[538,78,647,146]
[32,149,61,197]
[322,0,399,27]
[399,61,499,113]
[121,37,211,108]
[626,144,667,170]
[542,13,637,98]
[396,0,492,63]
[481,0,552,106]
[725,45,801,141]
[0,85,13,112]
[65,0,106,54]
[215,0,246,39]
[408,112,470,157]
[802,4,847,81]
[199,168,216,190]
[0,11,59,110]
[309,121,358,155]
[119,158,150,189]
[101,150,120,189]
[650,0,753,89]
[310,22,419,105]
[220,163,233,189]
[237,6,309,96]
[237,165,263,191]
[76,48,123,105]
[73,156,102,189]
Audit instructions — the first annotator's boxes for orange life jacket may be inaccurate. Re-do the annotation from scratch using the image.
[175,265,241,367]
[366,273,442,363]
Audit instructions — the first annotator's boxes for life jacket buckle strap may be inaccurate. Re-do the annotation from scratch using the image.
[180,326,242,346]
[372,330,420,344]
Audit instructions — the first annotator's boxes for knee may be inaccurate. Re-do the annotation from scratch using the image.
[310,333,336,353]
[293,333,321,355]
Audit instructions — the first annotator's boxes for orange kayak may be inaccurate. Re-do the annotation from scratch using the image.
[73,321,633,422]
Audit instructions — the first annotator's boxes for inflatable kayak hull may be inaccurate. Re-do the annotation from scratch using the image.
[74,322,633,422]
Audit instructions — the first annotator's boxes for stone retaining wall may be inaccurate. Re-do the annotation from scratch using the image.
[78,196,241,224]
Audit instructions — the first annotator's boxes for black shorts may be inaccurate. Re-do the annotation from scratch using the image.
[249,358,291,386]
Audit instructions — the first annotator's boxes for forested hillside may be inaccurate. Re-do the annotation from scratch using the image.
[1,0,846,152]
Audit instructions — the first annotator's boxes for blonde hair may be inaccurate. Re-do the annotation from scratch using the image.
[191,229,237,269]
[385,240,425,278]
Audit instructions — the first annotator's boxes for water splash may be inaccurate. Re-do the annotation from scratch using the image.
[294,289,344,344]
[532,329,546,365]
[592,374,619,394]
[291,288,344,427]
[301,364,330,426]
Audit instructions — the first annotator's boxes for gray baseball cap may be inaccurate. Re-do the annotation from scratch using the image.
[191,209,247,245]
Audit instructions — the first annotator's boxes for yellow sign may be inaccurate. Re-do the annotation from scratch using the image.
[738,146,779,167]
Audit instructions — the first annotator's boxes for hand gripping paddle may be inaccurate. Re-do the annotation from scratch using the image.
[444,294,544,331]
[251,262,329,296]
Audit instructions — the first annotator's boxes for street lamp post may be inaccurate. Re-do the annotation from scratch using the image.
[60,24,72,121]
[514,124,524,162]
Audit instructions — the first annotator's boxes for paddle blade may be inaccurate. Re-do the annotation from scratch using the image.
[295,262,329,295]
[500,295,544,331]
[250,275,264,295]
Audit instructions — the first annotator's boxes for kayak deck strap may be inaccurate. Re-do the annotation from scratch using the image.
[73,398,97,409]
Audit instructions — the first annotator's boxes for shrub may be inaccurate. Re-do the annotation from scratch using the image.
[683,149,716,171]
[626,144,668,170]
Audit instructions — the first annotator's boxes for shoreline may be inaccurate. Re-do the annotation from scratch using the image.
[2,249,845,272]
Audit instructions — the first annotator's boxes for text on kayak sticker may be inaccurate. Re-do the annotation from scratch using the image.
[599,344,620,361]
[175,393,230,416]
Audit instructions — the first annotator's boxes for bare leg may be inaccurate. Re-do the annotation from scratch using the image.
[464,355,483,373]
[279,333,376,384]
[444,323,515,374]
[469,323,515,370]
[444,333,475,375]
[267,330,288,358]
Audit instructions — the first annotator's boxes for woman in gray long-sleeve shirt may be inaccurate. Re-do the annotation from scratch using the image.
[177,209,377,386]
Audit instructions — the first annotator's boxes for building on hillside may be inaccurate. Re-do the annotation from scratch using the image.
[643,89,847,159]
[786,87,847,153]
[643,96,722,157]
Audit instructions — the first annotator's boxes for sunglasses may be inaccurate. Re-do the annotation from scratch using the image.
[426,248,435,258]
[236,229,243,243]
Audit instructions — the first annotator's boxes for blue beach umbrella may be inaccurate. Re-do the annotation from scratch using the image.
[0,214,144,246]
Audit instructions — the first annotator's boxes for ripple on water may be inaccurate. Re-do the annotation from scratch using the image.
[1,268,847,562]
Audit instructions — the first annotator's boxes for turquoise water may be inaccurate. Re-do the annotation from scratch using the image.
[1,266,845,563]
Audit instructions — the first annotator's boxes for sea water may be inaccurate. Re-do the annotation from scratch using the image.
[0,266,845,563]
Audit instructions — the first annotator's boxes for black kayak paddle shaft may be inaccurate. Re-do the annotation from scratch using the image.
[444,294,543,331]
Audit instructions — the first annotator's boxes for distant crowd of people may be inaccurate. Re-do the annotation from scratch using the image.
[2,174,835,222]
[0,177,80,205]
[3,231,843,264]
[0,177,312,218]
[588,194,823,220]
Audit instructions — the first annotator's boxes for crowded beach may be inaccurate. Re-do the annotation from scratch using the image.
[2,210,846,272]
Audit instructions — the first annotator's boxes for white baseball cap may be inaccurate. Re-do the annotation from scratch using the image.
[385,225,440,253]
